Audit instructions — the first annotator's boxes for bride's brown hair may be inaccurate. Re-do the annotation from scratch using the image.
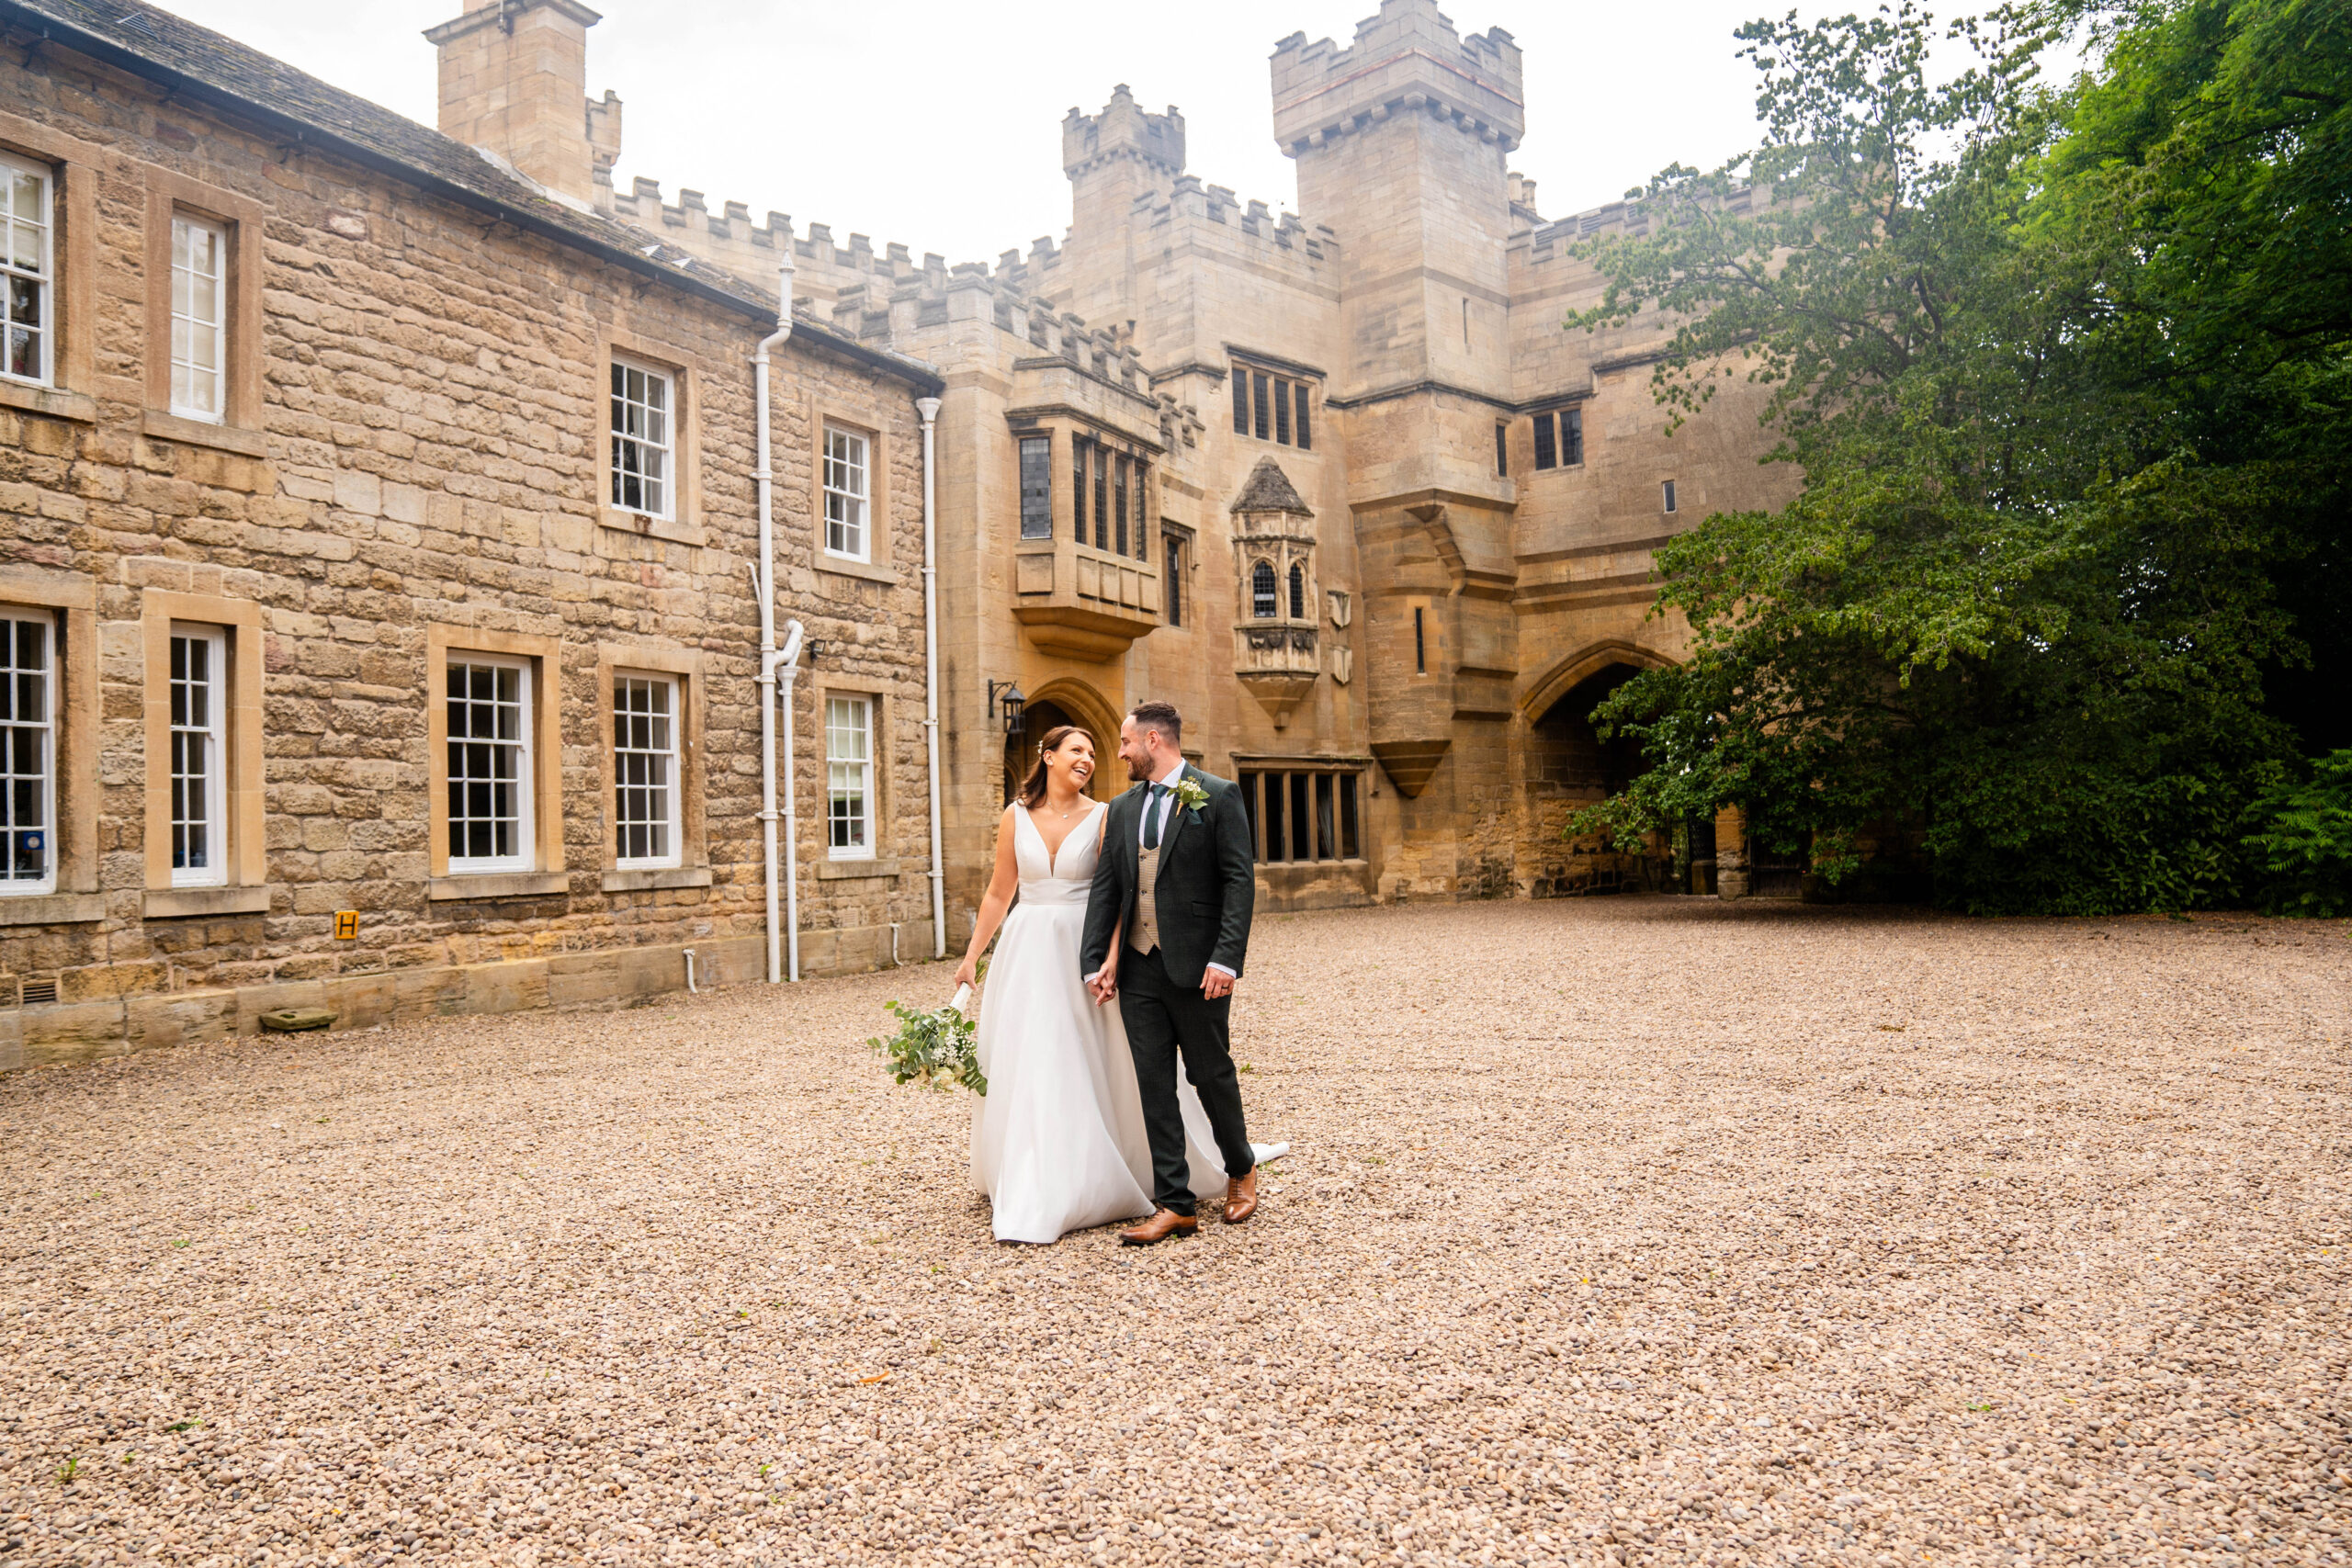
[1018,725,1095,809]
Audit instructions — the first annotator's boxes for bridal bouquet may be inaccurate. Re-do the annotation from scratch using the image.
[868,983,986,1095]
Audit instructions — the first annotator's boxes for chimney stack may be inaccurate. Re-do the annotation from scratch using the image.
[424,0,611,204]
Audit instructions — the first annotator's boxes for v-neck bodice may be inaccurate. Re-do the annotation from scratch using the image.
[1013,801,1106,906]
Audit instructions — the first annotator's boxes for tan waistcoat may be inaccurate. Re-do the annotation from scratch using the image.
[1126,842,1160,955]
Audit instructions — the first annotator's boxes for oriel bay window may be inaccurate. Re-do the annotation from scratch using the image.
[0,607,54,894]
[1238,768,1363,865]
[1069,436,1151,560]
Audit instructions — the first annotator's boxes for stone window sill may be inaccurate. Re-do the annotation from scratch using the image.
[816,553,899,586]
[144,885,270,919]
[601,865,714,893]
[141,408,267,457]
[818,857,900,881]
[599,509,704,547]
[0,892,106,927]
[0,380,96,423]
[426,871,571,901]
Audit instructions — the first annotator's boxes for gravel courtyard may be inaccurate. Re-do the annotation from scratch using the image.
[3,898,2348,1568]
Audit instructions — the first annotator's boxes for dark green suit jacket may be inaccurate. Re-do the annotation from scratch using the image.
[1080,764,1257,987]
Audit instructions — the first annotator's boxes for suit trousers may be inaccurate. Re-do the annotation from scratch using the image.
[1119,944,1254,1215]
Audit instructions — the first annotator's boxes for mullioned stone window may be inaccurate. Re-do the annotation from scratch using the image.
[1230,362,1314,451]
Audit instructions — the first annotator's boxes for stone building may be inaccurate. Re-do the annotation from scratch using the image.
[0,0,1803,1066]
[0,0,945,1067]
[596,0,1797,916]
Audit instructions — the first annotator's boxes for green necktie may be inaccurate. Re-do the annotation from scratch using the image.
[1142,784,1168,852]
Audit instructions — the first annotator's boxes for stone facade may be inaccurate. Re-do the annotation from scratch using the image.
[0,0,944,1067]
[0,0,1808,1067]
[602,0,1797,922]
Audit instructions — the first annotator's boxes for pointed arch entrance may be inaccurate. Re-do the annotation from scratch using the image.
[1519,641,1676,896]
[1002,678,1125,806]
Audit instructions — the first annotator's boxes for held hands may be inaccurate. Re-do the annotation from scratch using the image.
[1084,967,1118,1007]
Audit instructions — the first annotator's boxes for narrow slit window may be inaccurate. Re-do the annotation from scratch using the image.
[170,214,228,423]
[1663,479,1679,514]
[0,608,55,893]
[610,360,673,518]
[1294,381,1311,451]
[822,425,870,559]
[826,695,874,859]
[1495,422,1509,478]
[1164,534,1184,626]
[1017,434,1052,539]
[1413,607,1427,672]
[0,156,52,387]
[1532,411,1557,470]
[613,674,681,869]
[1251,560,1278,619]
[446,655,533,874]
[169,626,227,886]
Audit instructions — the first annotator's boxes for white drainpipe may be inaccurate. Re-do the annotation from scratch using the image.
[752,256,797,984]
[779,619,804,982]
[917,395,947,960]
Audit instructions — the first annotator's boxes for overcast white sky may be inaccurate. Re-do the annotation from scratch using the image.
[158,0,2040,266]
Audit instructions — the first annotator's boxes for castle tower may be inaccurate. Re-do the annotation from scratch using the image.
[1271,0,1522,400]
[425,0,611,205]
[1058,86,1186,313]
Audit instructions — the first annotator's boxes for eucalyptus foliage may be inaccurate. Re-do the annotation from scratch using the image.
[1563,0,2348,914]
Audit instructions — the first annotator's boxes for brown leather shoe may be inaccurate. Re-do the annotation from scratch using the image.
[1119,1209,1198,1247]
[1223,1168,1260,1225]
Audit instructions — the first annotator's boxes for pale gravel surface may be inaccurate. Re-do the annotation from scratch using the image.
[4,898,2350,1568]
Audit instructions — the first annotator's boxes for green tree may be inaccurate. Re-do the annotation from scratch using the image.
[1565,0,2346,913]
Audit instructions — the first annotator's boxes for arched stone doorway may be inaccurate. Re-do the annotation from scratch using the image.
[1001,680,1123,806]
[1520,651,1672,896]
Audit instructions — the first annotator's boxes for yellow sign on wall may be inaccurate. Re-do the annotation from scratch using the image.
[333,910,359,941]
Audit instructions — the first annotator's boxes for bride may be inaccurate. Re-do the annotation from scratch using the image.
[954,725,1279,1244]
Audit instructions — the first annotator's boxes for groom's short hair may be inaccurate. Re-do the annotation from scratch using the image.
[1129,701,1182,749]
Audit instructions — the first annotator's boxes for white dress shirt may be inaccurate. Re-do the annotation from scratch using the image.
[1136,758,1234,979]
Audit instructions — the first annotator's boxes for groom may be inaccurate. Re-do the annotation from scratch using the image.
[1081,702,1261,1245]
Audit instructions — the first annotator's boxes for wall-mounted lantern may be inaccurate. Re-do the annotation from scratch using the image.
[987,680,1027,739]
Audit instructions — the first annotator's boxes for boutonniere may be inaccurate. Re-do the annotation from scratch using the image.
[1171,776,1211,814]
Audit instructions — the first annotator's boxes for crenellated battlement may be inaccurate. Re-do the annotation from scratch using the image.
[1063,85,1185,181]
[1271,0,1523,158]
[1125,175,1340,278]
[1514,181,1770,271]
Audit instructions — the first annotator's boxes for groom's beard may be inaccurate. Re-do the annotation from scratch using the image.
[1126,755,1152,783]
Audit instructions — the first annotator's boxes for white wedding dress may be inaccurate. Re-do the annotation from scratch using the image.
[969,801,1239,1244]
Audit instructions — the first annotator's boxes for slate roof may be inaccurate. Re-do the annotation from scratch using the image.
[0,0,943,392]
[1228,457,1314,515]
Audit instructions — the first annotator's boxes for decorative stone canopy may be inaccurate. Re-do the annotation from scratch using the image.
[1229,457,1314,516]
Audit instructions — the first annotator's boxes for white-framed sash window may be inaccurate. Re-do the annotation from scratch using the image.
[168,625,227,887]
[1,154,53,388]
[446,653,534,874]
[822,425,869,561]
[825,694,873,859]
[613,673,681,869]
[0,607,55,894]
[610,359,673,519]
[169,213,228,422]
